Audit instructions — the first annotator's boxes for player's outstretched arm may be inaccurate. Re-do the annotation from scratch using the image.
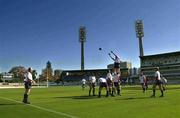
[108,53,115,61]
[111,51,117,57]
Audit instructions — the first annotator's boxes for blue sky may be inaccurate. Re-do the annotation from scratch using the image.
[0,0,180,74]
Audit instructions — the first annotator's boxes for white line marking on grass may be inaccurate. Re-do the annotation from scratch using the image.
[0,96,79,118]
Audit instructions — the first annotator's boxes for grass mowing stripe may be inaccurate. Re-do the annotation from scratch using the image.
[0,96,79,118]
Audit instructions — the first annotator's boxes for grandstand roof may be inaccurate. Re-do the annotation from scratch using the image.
[141,51,180,58]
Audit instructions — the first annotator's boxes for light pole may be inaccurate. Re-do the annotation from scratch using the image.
[38,76,40,87]
[47,69,49,88]
[79,26,86,70]
[135,20,144,67]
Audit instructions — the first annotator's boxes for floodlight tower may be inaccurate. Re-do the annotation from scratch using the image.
[135,20,144,67]
[79,26,86,70]
[135,20,144,57]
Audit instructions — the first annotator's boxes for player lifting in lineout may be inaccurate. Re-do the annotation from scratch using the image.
[106,70,114,97]
[98,77,109,98]
[88,75,96,96]
[112,70,121,96]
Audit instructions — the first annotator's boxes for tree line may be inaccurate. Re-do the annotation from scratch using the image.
[0,61,63,83]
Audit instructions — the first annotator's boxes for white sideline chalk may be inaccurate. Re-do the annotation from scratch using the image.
[0,96,79,118]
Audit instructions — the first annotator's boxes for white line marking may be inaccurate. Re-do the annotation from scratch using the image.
[0,96,79,118]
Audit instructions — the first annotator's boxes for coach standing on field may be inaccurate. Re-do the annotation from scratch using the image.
[22,67,35,104]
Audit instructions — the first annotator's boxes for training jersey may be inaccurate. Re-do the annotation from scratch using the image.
[106,72,113,81]
[139,75,146,84]
[113,73,120,83]
[155,71,161,80]
[24,72,33,82]
[99,78,107,83]
[89,76,96,83]
[82,79,86,84]
[161,77,167,84]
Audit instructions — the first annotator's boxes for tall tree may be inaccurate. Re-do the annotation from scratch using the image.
[0,73,3,82]
[9,66,27,81]
[40,61,53,81]
[54,69,63,84]
[32,70,37,80]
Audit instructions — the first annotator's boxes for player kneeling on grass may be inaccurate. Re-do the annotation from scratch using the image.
[151,67,164,97]
[106,70,114,96]
[23,67,35,104]
[112,72,121,96]
[98,77,109,97]
[88,75,96,96]
[139,71,146,93]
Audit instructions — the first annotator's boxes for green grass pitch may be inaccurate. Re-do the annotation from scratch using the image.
[0,85,180,118]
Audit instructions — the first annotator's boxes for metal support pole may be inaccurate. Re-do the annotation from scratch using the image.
[81,42,84,70]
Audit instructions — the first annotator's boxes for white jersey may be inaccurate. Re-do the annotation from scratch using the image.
[99,77,107,83]
[139,75,146,83]
[155,71,161,80]
[161,77,167,84]
[106,72,113,81]
[113,73,120,83]
[24,72,33,82]
[89,76,96,83]
[82,79,86,84]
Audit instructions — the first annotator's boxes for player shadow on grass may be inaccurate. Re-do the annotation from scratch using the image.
[54,95,100,100]
[0,103,21,106]
[54,96,155,100]
[115,96,152,101]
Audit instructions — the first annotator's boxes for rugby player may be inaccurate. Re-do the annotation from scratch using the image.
[88,75,96,96]
[112,71,121,96]
[139,71,146,93]
[106,70,114,96]
[81,78,86,90]
[161,76,167,91]
[108,51,120,74]
[145,77,149,90]
[151,67,164,97]
[98,77,109,97]
[22,67,35,104]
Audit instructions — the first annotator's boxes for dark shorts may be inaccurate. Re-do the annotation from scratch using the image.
[24,81,32,89]
[140,83,145,88]
[114,63,120,68]
[82,84,85,87]
[107,83,113,87]
[155,79,162,85]
[91,83,96,88]
[114,82,119,87]
[107,79,113,87]
[100,82,108,88]
[89,83,96,89]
